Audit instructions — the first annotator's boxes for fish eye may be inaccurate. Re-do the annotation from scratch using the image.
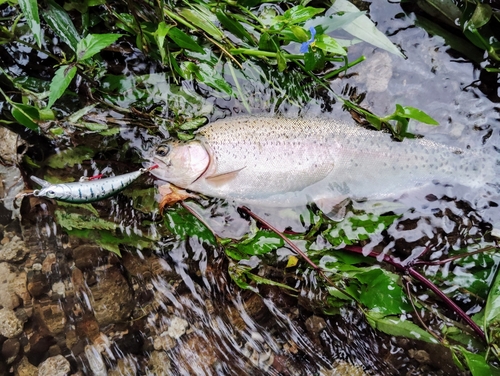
[156,145,170,157]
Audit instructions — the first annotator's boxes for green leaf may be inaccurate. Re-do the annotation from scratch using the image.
[46,145,95,168]
[178,6,224,41]
[228,264,259,292]
[163,207,215,244]
[18,0,41,48]
[11,103,40,131]
[179,117,206,131]
[357,269,411,315]
[55,211,118,231]
[328,0,405,58]
[456,347,492,376]
[258,32,279,52]
[395,105,439,125]
[235,230,284,256]
[181,62,232,95]
[304,49,325,71]
[288,25,309,42]
[76,33,122,61]
[168,27,204,53]
[47,65,77,109]
[276,50,287,72]
[470,3,492,29]
[484,266,500,335]
[314,34,346,56]
[276,5,324,26]
[216,11,256,46]
[154,22,172,65]
[365,312,439,343]
[247,272,296,291]
[43,0,81,52]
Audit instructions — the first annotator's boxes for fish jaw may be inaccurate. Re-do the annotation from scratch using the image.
[151,140,210,187]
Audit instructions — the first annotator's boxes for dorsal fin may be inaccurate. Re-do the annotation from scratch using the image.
[30,176,52,188]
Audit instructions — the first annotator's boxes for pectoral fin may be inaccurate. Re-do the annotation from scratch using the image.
[30,176,51,188]
[205,167,245,186]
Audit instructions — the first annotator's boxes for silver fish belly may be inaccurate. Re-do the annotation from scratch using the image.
[31,169,146,203]
[152,116,494,206]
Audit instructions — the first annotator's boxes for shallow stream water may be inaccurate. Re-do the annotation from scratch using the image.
[1,1,500,375]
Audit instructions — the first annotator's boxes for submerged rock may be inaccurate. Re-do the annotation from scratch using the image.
[0,307,24,338]
[38,355,70,376]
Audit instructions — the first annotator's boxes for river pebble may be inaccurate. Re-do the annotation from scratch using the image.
[38,355,70,376]
[0,308,24,338]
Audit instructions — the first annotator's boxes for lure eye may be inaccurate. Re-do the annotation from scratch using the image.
[46,190,56,198]
[156,145,170,157]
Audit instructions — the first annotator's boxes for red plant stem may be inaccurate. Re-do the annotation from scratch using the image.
[238,206,336,285]
[407,267,485,341]
[344,246,485,341]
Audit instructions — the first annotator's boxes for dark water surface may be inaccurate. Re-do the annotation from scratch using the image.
[1,1,500,375]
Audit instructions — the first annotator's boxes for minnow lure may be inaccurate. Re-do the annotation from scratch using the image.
[31,166,157,203]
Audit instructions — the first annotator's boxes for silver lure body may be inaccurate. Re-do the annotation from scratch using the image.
[151,116,494,207]
[31,169,145,203]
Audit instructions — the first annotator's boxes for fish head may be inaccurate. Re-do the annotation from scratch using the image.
[151,140,210,187]
[34,184,71,200]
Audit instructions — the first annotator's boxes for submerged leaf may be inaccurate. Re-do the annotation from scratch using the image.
[46,145,94,168]
[43,0,81,52]
[365,312,439,343]
[327,0,404,58]
[18,0,41,47]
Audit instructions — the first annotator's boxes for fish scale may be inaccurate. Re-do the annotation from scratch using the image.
[151,116,495,207]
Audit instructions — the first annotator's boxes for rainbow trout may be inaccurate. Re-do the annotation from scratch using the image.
[150,116,493,207]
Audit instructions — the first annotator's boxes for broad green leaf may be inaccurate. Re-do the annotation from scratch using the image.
[179,117,206,131]
[357,269,411,315]
[234,230,284,256]
[484,267,500,333]
[47,64,77,109]
[18,0,41,47]
[168,27,204,53]
[43,0,81,52]
[395,105,439,125]
[275,5,324,25]
[470,3,492,29]
[216,11,256,46]
[11,103,40,131]
[178,6,224,41]
[314,34,346,56]
[328,0,405,58]
[365,312,439,343]
[76,33,122,61]
[46,145,94,168]
[456,347,492,376]
[155,22,172,65]
[163,207,215,244]
[181,62,233,95]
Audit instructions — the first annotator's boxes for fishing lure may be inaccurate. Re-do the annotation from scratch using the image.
[31,166,157,203]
